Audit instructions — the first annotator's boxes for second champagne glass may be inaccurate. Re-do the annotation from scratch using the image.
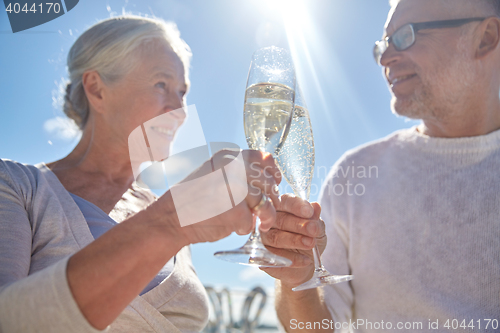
[276,87,354,291]
[214,46,295,267]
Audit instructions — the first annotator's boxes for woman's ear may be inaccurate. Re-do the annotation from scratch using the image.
[476,16,500,59]
[82,71,106,114]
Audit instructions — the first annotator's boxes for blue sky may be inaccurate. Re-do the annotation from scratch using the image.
[0,0,420,326]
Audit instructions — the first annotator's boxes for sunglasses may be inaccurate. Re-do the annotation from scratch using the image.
[373,17,487,65]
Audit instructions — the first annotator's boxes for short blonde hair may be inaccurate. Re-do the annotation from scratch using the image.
[64,15,192,129]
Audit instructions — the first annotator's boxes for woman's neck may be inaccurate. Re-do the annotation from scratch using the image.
[47,118,136,187]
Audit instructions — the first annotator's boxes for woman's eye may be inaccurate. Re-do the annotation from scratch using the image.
[155,82,166,90]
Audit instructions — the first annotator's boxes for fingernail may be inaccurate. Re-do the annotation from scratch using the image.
[302,236,314,247]
[301,204,314,217]
[306,222,317,236]
[302,255,312,265]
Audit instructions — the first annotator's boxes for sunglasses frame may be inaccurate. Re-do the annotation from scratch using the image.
[373,17,487,65]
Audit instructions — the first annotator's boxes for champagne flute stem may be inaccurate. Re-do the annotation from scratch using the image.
[299,193,326,272]
[254,217,261,237]
[247,217,263,245]
[313,245,327,273]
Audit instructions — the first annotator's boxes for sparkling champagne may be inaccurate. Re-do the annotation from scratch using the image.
[244,82,294,155]
[276,105,315,199]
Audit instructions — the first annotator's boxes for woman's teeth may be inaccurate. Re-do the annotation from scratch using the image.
[152,126,174,136]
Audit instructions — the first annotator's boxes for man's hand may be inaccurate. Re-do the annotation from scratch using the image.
[260,194,326,289]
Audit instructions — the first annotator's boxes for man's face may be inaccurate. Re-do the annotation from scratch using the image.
[380,0,479,121]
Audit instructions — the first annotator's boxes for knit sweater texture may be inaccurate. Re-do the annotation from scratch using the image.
[319,126,500,333]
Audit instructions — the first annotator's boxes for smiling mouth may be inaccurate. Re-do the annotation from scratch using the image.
[391,74,417,86]
[151,126,175,136]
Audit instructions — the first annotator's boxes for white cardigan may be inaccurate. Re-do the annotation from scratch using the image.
[0,160,209,333]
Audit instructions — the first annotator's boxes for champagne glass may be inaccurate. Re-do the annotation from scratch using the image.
[214,46,295,267]
[276,87,354,291]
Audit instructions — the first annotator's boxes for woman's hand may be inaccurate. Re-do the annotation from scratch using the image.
[259,194,326,289]
[147,149,282,246]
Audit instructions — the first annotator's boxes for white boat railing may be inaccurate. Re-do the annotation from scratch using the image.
[203,286,279,333]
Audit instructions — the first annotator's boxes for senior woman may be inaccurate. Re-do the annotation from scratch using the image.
[0,16,282,332]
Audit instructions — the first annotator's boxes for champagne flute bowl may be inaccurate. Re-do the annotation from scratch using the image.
[275,86,354,290]
[214,46,296,267]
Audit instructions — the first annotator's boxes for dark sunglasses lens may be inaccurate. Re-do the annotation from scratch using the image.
[392,24,415,51]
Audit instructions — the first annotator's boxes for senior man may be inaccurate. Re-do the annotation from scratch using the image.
[261,0,500,332]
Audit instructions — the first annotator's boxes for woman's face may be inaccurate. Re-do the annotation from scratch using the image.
[101,40,188,158]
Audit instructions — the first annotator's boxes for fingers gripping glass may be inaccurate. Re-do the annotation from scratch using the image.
[373,17,487,65]
[214,46,296,267]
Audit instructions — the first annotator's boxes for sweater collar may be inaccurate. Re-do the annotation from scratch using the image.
[399,126,500,153]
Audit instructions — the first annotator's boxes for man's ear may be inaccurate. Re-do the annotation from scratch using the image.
[476,16,500,59]
[82,71,106,114]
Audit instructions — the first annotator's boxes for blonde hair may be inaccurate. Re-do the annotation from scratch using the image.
[64,15,192,129]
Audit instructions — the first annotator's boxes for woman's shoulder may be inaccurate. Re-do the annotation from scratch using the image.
[0,158,43,171]
[0,159,43,187]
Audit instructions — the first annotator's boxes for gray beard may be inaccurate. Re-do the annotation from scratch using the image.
[389,44,476,123]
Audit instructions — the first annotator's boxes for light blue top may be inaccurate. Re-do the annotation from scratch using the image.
[68,192,175,295]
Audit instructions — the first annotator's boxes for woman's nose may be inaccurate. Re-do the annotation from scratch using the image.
[166,97,187,121]
[169,106,186,122]
[165,93,187,119]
